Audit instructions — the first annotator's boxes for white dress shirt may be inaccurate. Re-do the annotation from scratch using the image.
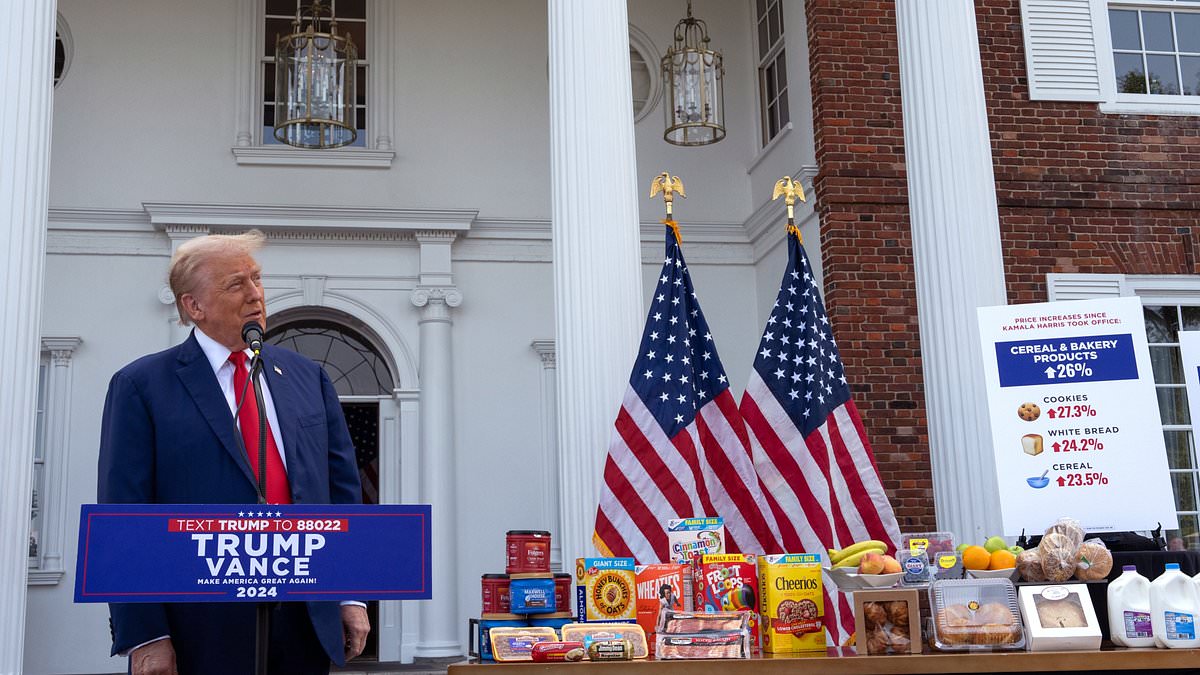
[194,327,287,468]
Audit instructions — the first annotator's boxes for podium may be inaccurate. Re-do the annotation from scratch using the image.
[74,504,432,670]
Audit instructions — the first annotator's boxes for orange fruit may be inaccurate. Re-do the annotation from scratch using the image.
[962,545,991,570]
[988,549,1017,570]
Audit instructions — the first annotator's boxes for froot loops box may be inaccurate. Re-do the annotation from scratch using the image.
[575,557,637,623]
[693,553,760,648]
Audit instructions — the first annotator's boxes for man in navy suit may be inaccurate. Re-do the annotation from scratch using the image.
[97,230,370,675]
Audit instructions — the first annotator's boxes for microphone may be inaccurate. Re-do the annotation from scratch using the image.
[241,321,265,354]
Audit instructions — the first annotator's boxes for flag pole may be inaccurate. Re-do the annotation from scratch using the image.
[772,175,806,241]
[650,171,686,243]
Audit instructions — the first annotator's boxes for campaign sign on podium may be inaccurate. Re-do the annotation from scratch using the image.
[74,504,431,603]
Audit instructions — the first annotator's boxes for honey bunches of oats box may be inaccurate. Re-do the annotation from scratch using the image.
[575,558,637,623]
[758,554,826,652]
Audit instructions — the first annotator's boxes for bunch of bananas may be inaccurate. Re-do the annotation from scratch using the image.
[827,540,888,568]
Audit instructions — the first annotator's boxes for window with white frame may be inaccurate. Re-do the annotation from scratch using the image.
[1022,0,1200,114]
[28,359,48,568]
[262,0,367,147]
[1144,304,1200,549]
[28,337,80,585]
[1109,4,1200,95]
[233,0,394,165]
[1049,275,1200,549]
[755,0,789,145]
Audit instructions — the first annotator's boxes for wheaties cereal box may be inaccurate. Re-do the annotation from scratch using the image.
[694,553,760,648]
[575,558,636,623]
[758,554,825,652]
[634,563,692,652]
[666,517,724,564]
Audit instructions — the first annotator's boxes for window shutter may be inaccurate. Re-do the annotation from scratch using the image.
[1046,274,1127,301]
[1020,0,1105,101]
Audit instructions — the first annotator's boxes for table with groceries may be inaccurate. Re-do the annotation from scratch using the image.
[453,518,1200,672]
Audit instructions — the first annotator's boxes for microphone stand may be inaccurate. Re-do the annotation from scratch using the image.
[243,349,271,675]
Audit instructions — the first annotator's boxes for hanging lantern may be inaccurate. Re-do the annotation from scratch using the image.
[662,1,726,146]
[274,1,357,148]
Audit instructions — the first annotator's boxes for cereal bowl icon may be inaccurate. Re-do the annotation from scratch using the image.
[1017,402,1040,422]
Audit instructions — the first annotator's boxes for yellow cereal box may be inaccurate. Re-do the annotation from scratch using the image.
[757,553,825,652]
[575,558,637,622]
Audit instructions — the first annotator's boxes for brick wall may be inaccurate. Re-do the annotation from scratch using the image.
[805,0,1200,533]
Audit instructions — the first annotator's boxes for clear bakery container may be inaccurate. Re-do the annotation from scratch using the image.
[927,578,1025,651]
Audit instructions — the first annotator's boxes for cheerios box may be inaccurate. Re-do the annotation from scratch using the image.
[757,553,825,653]
[634,563,692,652]
[575,557,637,623]
[694,553,761,648]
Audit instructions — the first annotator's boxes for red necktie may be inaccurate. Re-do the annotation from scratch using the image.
[228,352,292,504]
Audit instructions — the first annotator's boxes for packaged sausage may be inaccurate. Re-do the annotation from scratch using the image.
[530,641,586,662]
[587,638,634,661]
[560,622,648,659]
[488,627,558,662]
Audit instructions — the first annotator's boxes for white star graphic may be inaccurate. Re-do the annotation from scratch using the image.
[788,389,800,400]
[774,368,786,379]
[643,370,653,379]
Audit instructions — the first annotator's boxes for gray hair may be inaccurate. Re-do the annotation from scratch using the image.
[168,230,266,325]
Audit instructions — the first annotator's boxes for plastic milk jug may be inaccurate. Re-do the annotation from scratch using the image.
[1108,565,1155,647]
[1149,563,1200,648]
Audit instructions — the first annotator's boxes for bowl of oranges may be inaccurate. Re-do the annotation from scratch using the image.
[962,544,1020,581]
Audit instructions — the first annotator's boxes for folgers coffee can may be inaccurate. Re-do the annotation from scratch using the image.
[506,530,552,574]
[554,573,572,612]
[481,574,510,614]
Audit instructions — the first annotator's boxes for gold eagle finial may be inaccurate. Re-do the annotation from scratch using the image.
[772,176,807,239]
[650,172,686,218]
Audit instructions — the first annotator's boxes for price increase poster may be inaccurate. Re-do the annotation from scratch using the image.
[977,297,1177,535]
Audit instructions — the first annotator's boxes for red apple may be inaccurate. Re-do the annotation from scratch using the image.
[881,555,902,575]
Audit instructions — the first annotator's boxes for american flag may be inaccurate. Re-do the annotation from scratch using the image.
[739,229,901,644]
[593,224,782,562]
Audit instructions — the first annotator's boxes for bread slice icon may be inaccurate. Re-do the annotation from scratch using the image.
[1021,434,1043,456]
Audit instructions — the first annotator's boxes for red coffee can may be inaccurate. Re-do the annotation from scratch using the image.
[553,573,572,613]
[506,530,551,574]
[481,573,510,614]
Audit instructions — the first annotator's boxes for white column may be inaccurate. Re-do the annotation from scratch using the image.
[548,0,644,565]
[895,1,1007,543]
[410,286,461,659]
[530,340,562,572]
[0,1,56,672]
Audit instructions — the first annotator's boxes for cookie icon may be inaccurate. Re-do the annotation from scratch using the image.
[1017,402,1040,422]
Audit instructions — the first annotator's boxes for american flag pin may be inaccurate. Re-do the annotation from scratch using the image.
[274,365,283,375]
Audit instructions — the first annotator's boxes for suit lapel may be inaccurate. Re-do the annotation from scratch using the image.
[259,346,303,488]
[175,333,258,490]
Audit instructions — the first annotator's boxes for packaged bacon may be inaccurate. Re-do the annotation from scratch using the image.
[658,610,750,634]
[655,630,751,659]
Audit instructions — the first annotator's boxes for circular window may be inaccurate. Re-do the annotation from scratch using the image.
[629,25,662,123]
[54,14,72,88]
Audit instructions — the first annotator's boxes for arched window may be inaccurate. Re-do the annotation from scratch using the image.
[266,319,394,396]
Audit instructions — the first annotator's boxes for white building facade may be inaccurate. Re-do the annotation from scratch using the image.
[1,1,1006,673]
